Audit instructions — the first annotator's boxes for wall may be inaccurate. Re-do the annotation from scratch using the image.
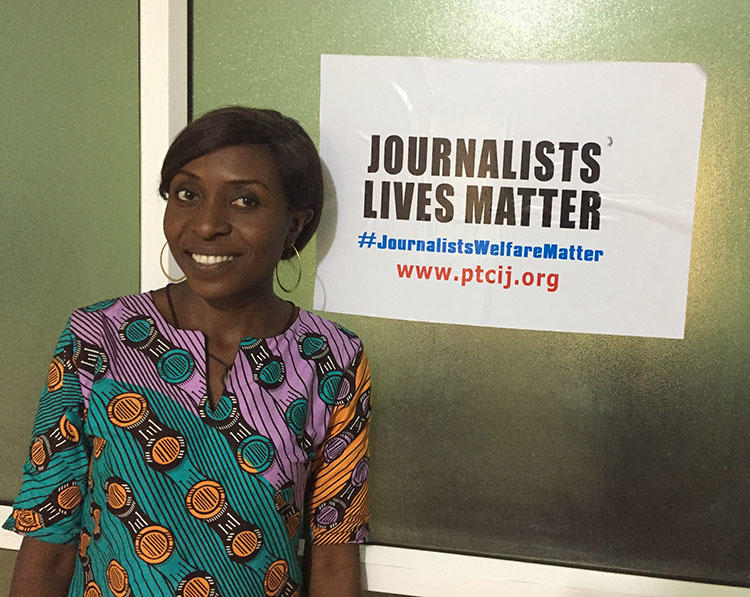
[0,1,140,590]
[1,0,747,591]
[192,0,749,585]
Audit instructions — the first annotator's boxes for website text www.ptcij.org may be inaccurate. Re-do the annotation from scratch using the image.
[395,263,560,292]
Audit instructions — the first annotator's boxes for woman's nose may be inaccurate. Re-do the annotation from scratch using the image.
[194,198,231,238]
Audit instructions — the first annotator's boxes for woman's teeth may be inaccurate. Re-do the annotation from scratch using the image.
[191,253,234,265]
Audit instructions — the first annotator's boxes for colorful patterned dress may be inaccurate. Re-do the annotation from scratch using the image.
[4,292,371,597]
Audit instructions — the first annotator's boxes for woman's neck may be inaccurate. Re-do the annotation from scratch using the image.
[166,281,293,342]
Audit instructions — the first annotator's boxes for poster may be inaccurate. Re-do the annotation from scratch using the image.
[316,55,706,338]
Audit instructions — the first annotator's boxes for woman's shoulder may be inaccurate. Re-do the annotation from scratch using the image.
[71,290,153,315]
[293,309,366,370]
[67,291,158,332]
[295,308,361,341]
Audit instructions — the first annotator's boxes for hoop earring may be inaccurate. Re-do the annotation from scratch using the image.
[159,241,186,282]
[275,245,302,293]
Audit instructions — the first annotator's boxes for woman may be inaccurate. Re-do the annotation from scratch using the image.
[5,107,372,597]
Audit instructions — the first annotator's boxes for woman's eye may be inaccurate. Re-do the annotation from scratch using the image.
[176,189,196,201]
[231,195,258,208]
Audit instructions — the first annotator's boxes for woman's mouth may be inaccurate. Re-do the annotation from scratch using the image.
[190,253,235,265]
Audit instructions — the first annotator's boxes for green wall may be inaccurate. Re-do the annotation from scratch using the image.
[193,0,749,585]
[0,2,139,589]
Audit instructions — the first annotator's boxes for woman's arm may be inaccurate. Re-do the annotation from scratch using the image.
[308,543,362,597]
[9,536,76,597]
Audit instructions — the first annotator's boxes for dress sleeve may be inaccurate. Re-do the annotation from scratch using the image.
[3,317,90,544]
[307,345,372,544]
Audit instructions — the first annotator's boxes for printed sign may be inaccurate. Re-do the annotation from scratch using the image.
[316,55,706,338]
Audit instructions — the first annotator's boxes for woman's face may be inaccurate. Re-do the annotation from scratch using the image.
[163,144,311,303]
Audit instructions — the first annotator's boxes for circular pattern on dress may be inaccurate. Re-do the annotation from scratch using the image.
[30,437,49,469]
[106,560,130,597]
[284,398,307,434]
[92,505,102,535]
[178,573,216,597]
[257,358,284,387]
[229,527,261,560]
[83,581,103,597]
[185,480,226,520]
[13,509,42,532]
[93,436,106,458]
[316,504,340,526]
[336,376,352,402]
[59,414,79,442]
[285,512,301,538]
[337,323,357,338]
[134,525,174,564]
[57,484,82,511]
[92,351,108,378]
[299,335,326,358]
[236,435,275,473]
[315,498,345,529]
[148,434,185,469]
[323,435,349,462]
[263,559,289,596]
[79,530,91,558]
[204,393,233,421]
[157,348,195,384]
[352,458,369,487]
[360,390,371,413]
[318,370,343,404]
[239,337,261,350]
[105,481,132,513]
[122,317,154,344]
[47,359,64,392]
[83,298,117,312]
[351,524,370,543]
[107,393,148,428]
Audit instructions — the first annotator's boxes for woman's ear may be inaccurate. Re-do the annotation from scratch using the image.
[288,208,314,245]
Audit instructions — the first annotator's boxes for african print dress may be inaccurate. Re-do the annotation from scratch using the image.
[4,292,371,597]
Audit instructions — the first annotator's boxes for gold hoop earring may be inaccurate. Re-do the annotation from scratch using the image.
[275,245,302,293]
[159,241,186,282]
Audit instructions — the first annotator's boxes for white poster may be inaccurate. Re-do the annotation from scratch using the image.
[316,55,706,338]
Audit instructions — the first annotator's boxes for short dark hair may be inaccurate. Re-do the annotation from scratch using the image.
[160,106,323,256]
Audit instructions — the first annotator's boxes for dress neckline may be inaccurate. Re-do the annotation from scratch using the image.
[146,286,301,341]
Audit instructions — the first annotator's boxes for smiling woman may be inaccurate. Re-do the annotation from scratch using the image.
[5,107,372,597]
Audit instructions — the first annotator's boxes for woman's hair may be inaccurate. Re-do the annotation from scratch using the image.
[159,106,323,256]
